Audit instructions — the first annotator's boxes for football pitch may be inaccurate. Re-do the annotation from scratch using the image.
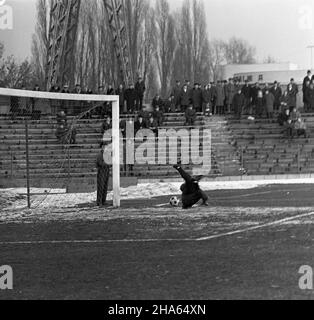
[1,184,314,300]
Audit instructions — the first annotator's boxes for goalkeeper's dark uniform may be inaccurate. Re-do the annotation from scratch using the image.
[174,165,209,209]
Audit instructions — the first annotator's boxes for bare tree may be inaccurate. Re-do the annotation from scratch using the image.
[125,0,147,79]
[0,42,4,60]
[31,0,51,87]
[154,0,176,97]
[263,55,277,64]
[208,39,226,81]
[224,37,256,64]
[173,0,211,85]
[0,55,34,88]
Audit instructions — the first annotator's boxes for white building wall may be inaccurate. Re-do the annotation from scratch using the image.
[221,63,299,81]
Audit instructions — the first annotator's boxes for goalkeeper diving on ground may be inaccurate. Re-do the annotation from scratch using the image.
[172,164,209,209]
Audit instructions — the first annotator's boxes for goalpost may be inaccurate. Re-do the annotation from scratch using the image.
[0,88,121,208]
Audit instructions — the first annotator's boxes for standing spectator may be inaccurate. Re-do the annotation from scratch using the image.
[232,88,245,119]
[50,84,61,115]
[73,84,83,94]
[172,80,182,111]
[153,105,164,127]
[303,79,311,112]
[280,91,289,112]
[303,70,312,89]
[125,84,137,114]
[306,82,314,112]
[250,82,262,116]
[61,84,70,94]
[202,84,212,117]
[30,84,41,116]
[287,78,299,112]
[234,79,242,94]
[241,80,252,115]
[185,105,197,126]
[256,89,265,118]
[215,81,225,115]
[264,89,275,119]
[116,84,126,114]
[96,143,110,207]
[106,84,115,114]
[72,83,84,114]
[270,81,282,112]
[184,80,192,93]
[180,84,191,112]
[225,78,235,114]
[191,83,203,112]
[135,76,146,111]
[97,85,107,117]
[107,84,115,95]
[209,82,217,115]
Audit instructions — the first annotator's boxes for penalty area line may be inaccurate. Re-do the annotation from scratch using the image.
[197,211,314,241]
[0,211,313,246]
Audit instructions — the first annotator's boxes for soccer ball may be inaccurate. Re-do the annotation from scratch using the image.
[170,196,180,207]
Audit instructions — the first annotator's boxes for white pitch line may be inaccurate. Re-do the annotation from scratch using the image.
[197,211,314,241]
[0,211,314,246]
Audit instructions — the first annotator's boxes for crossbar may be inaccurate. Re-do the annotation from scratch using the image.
[0,88,119,102]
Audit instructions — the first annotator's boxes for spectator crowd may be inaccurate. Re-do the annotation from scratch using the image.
[7,70,314,142]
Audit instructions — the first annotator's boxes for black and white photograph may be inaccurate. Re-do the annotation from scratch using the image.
[1,0,314,305]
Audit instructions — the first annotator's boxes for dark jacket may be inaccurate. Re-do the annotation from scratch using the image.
[152,97,164,110]
[116,88,125,106]
[241,85,251,99]
[172,85,182,106]
[270,86,282,106]
[306,88,314,109]
[147,119,158,131]
[135,81,146,97]
[135,120,147,132]
[287,83,299,107]
[180,89,191,106]
[191,88,203,109]
[250,86,262,105]
[125,88,137,109]
[232,93,245,113]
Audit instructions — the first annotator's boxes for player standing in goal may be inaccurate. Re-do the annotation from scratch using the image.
[173,164,209,209]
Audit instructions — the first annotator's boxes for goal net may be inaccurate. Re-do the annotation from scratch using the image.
[0,88,121,209]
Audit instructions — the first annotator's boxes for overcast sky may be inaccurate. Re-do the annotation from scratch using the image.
[1,0,314,69]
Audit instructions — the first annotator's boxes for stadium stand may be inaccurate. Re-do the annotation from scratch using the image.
[1,112,239,188]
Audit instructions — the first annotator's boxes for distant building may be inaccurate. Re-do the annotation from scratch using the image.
[221,62,303,84]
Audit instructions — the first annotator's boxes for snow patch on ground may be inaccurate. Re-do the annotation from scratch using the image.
[1,177,314,212]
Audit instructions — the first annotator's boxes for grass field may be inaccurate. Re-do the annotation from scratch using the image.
[1,184,314,300]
